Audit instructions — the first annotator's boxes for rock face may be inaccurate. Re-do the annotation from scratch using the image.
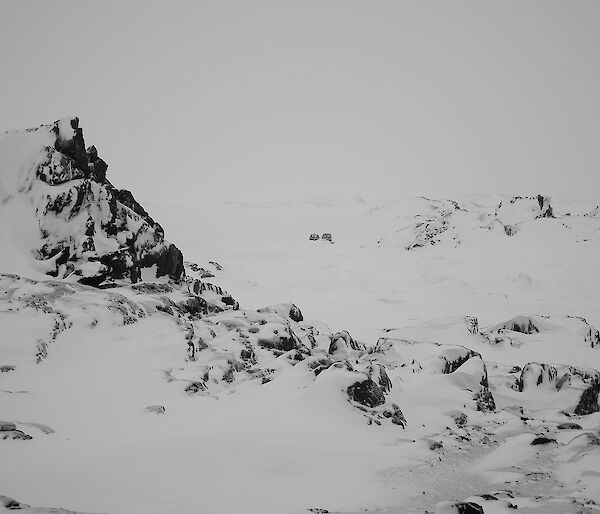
[1,117,185,286]
[347,378,386,408]
[574,383,600,415]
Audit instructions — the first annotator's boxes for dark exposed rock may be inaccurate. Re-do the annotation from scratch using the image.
[26,119,186,286]
[537,194,554,218]
[329,330,364,355]
[371,363,392,393]
[475,387,496,412]
[257,303,303,322]
[1,429,32,440]
[441,348,479,374]
[113,188,161,233]
[257,330,299,352]
[457,502,484,514]
[0,365,15,373]
[0,495,27,510]
[390,403,406,427]
[574,383,600,416]
[78,273,108,287]
[53,117,88,171]
[37,148,86,185]
[347,378,386,408]
[185,381,206,394]
[86,145,108,182]
[0,422,17,431]
[517,363,600,417]
[557,422,583,430]
[531,436,557,445]
[98,249,133,280]
[517,362,559,391]
[449,411,468,428]
[287,304,303,322]
[222,296,238,308]
[240,347,257,364]
[438,501,484,514]
[465,316,479,334]
[155,244,185,281]
[177,296,208,318]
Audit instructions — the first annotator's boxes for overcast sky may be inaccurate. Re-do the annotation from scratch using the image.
[1,1,599,204]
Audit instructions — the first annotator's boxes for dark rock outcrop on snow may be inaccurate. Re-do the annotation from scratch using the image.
[53,117,88,171]
[557,422,583,430]
[257,303,303,322]
[531,436,557,445]
[515,362,600,415]
[19,117,186,285]
[574,383,600,416]
[329,330,365,356]
[435,501,484,514]
[347,378,386,408]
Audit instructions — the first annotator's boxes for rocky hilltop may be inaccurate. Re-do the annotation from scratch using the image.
[0,117,183,285]
[0,120,599,514]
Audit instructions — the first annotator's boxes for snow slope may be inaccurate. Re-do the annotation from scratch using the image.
[1,120,599,514]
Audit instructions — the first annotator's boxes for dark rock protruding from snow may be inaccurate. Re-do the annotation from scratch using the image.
[474,386,496,412]
[329,330,365,357]
[531,436,557,445]
[155,244,185,281]
[557,422,583,430]
[4,117,186,285]
[537,194,554,218]
[257,303,303,322]
[517,362,600,392]
[440,347,479,375]
[114,188,162,234]
[517,362,600,415]
[0,421,17,431]
[435,501,484,514]
[86,145,108,182]
[465,316,479,334]
[347,378,386,408]
[574,383,600,415]
[53,117,88,171]
[389,403,406,427]
[492,315,540,335]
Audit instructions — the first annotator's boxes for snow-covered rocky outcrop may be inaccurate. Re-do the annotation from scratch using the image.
[1,119,599,514]
[369,194,600,250]
[0,117,184,285]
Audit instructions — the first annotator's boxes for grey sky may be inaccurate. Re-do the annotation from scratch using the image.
[1,1,599,204]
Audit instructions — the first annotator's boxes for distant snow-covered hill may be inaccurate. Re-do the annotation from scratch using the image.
[1,119,599,514]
